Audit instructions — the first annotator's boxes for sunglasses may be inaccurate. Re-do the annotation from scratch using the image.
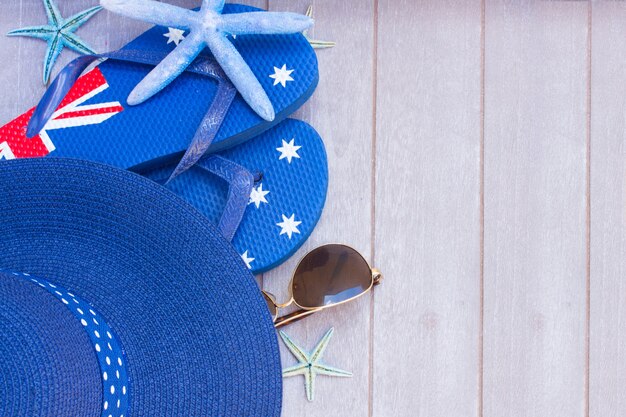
[262,244,383,328]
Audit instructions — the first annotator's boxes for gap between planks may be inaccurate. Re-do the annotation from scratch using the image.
[479,0,486,416]
[584,2,592,417]
[368,1,379,417]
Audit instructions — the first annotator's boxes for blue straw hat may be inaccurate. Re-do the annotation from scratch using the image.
[0,158,281,416]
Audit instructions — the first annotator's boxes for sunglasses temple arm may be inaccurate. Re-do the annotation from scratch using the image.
[274,307,322,329]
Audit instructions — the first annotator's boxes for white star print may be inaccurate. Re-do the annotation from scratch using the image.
[269,64,294,87]
[240,251,255,269]
[163,27,185,46]
[276,214,302,239]
[0,142,15,160]
[249,184,270,208]
[276,139,301,163]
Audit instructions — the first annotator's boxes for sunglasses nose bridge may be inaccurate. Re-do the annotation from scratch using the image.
[261,291,294,308]
[274,297,295,309]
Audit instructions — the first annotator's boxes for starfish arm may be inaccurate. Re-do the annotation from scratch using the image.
[281,363,308,377]
[307,38,336,49]
[219,12,313,35]
[61,32,97,55]
[302,5,335,49]
[42,34,63,84]
[303,5,312,36]
[278,331,310,363]
[7,25,56,40]
[310,327,334,364]
[42,0,63,27]
[313,363,353,377]
[305,368,315,402]
[62,6,103,32]
[100,0,196,29]
[127,29,204,105]
[205,33,274,121]
[203,0,225,13]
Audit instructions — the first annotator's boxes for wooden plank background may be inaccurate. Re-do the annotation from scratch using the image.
[483,2,589,416]
[1,1,625,416]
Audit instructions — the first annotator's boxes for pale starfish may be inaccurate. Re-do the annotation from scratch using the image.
[280,328,352,402]
[100,0,313,121]
[7,0,102,84]
[303,5,335,49]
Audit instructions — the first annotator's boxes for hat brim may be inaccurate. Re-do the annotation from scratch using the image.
[0,158,281,416]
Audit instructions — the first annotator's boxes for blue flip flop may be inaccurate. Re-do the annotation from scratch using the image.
[0,3,318,168]
[0,3,326,272]
[138,118,328,274]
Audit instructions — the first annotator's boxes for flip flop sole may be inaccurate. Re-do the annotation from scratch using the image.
[0,4,318,168]
[140,119,328,274]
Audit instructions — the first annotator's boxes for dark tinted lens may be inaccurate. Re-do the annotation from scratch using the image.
[262,292,278,320]
[292,245,372,309]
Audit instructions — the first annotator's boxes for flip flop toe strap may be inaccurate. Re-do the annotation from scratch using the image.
[194,156,254,242]
[168,72,237,183]
[27,49,237,178]
[138,154,253,243]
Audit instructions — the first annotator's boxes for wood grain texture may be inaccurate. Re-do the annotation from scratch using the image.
[483,1,588,416]
[373,1,482,416]
[263,1,376,416]
[4,1,626,416]
[589,2,626,416]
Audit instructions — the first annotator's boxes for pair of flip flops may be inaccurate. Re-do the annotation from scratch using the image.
[0,4,328,274]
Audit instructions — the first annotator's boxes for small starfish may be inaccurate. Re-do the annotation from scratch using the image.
[100,0,313,121]
[7,0,102,84]
[303,5,335,49]
[280,328,352,402]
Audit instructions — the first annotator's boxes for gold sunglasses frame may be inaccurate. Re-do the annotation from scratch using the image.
[262,244,383,328]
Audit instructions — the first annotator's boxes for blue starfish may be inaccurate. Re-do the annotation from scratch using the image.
[100,0,313,122]
[7,0,102,84]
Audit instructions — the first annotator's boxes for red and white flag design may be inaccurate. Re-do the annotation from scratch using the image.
[0,68,123,160]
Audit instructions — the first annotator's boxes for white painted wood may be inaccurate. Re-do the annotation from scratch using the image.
[263,1,375,416]
[7,1,626,416]
[0,0,31,119]
[373,1,482,416]
[483,1,588,416]
[589,2,626,416]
